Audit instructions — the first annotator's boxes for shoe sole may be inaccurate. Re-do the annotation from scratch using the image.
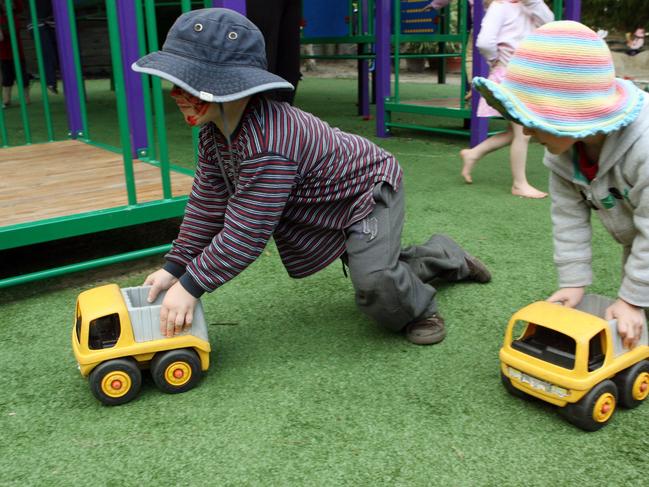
[406,327,447,345]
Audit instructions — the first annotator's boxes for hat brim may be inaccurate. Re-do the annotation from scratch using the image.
[133,50,294,103]
[473,76,644,138]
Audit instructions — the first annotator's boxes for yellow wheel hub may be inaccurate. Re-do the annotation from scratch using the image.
[592,392,616,423]
[164,361,192,387]
[101,371,132,398]
[632,372,649,401]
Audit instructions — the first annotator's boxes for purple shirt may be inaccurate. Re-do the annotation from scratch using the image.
[165,97,403,296]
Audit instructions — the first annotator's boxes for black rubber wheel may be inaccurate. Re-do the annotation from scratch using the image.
[560,379,617,431]
[150,348,202,394]
[89,358,142,406]
[614,360,649,409]
[501,371,529,399]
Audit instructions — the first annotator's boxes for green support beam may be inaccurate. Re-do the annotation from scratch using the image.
[0,244,171,288]
[0,198,188,250]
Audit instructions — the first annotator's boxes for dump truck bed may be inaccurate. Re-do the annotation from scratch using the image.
[121,286,209,343]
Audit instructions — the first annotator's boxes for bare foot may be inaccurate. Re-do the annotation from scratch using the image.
[460,149,478,184]
[512,184,548,199]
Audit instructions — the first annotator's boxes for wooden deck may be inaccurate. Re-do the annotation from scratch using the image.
[0,140,194,227]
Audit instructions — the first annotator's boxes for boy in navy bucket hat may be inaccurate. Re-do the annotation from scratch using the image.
[134,8,491,345]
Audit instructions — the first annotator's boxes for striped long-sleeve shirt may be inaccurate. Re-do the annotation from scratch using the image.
[164,96,402,297]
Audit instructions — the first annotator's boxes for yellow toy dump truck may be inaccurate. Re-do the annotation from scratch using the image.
[72,284,211,405]
[500,295,649,431]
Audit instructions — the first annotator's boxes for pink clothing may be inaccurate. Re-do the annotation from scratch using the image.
[475,0,554,66]
[475,0,553,117]
[477,64,506,117]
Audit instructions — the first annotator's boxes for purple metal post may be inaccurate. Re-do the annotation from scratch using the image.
[117,0,148,157]
[211,0,247,14]
[375,0,390,137]
[359,0,370,118]
[563,0,581,21]
[469,0,489,148]
[52,0,83,137]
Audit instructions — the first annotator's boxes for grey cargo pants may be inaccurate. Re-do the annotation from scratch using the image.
[344,182,474,332]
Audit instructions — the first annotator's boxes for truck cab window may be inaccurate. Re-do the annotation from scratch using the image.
[89,314,121,350]
[588,332,606,371]
[512,323,576,369]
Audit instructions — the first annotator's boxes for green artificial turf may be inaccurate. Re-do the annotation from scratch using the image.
[0,76,641,486]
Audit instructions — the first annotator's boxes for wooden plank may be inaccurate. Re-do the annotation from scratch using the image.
[0,140,194,227]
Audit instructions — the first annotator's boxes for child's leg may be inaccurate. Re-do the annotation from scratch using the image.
[399,234,490,284]
[2,86,11,107]
[344,183,438,332]
[1,60,14,107]
[460,126,513,183]
[509,123,547,198]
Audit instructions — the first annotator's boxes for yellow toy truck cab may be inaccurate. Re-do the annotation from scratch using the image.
[72,284,211,405]
[500,294,649,431]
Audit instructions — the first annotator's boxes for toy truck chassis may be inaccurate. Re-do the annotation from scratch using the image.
[500,295,649,430]
[72,284,211,405]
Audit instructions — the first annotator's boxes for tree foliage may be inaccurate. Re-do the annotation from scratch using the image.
[581,0,649,32]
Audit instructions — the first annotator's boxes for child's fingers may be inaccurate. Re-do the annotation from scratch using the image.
[166,310,178,337]
[629,321,643,349]
[184,310,194,331]
[147,286,159,303]
[618,320,637,349]
[146,277,163,302]
[159,306,169,335]
[625,321,636,342]
[174,312,185,335]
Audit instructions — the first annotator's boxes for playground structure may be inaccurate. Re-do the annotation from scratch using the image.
[301,0,376,119]
[0,0,580,288]
[0,0,246,288]
[303,0,581,145]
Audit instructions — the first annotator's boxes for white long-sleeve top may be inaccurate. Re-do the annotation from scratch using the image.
[475,0,554,66]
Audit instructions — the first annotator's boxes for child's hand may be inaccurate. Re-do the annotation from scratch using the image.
[159,282,198,337]
[547,287,585,307]
[422,0,446,11]
[143,268,178,303]
[605,299,645,349]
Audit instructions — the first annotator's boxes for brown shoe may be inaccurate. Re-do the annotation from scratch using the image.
[405,313,446,345]
[465,253,491,283]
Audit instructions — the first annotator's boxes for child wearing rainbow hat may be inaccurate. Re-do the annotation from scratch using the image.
[474,20,648,348]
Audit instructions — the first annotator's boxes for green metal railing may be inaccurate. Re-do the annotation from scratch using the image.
[385,0,474,137]
[106,0,138,205]
[66,0,89,138]
[4,0,31,144]
[300,0,376,57]
[27,0,54,141]
[0,0,212,288]
[385,0,567,137]
[135,0,156,161]
[145,0,176,198]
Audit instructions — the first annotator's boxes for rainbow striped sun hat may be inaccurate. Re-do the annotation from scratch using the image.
[473,21,645,138]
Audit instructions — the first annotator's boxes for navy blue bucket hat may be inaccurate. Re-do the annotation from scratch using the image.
[132,8,294,102]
